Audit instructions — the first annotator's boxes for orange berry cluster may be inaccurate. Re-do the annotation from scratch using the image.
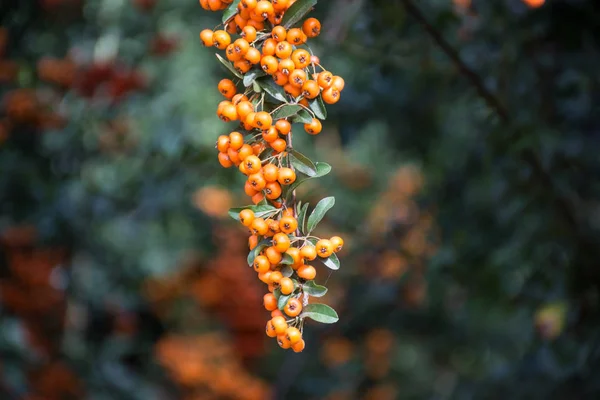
[199,0,343,352]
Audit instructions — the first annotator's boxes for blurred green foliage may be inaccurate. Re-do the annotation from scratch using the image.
[1,0,600,399]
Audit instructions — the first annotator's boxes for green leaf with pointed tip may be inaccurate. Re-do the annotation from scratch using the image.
[303,281,328,297]
[292,109,314,124]
[247,239,271,266]
[244,69,266,87]
[309,96,327,120]
[222,0,242,23]
[281,265,294,278]
[285,162,332,201]
[297,203,309,235]
[272,104,302,120]
[301,303,339,324]
[280,253,295,265]
[228,205,278,221]
[319,252,340,270]
[282,0,318,29]
[257,77,287,102]
[216,54,242,78]
[306,196,335,233]
[290,149,317,177]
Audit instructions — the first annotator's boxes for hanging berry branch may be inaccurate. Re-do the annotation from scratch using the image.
[199,0,345,352]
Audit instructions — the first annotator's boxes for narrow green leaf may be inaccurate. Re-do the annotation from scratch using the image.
[244,69,266,87]
[252,81,261,93]
[292,109,313,124]
[298,203,309,235]
[280,253,295,265]
[319,253,340,270]
[222,0,242,23]
[290,149,317,177]
[216,54,243,78]
[306,196,335,233]
[278,293,293,310]
[301,303,339,324]
[282,0,317,29]
[285,162,332,201]
[273,287,282,300]
[247,239,271,266]
[303,281,328,297]
[228,205,278,221]
[257,77,287,102]
[309,96,327,120]
[281,265,294,278]
[272,104,302,120]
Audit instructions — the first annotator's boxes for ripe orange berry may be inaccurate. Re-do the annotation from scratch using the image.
[523,0,545,8]
[331,76,345,91]
[289,69,307,88]
[238,144,254,161]
[226,43,243,62]
[248,173,266,191]
[297,264,316,280]
[234,14,247,29]
[283,208,295,217]
[251,217,269,236]
[287,28,305,45]
[271,309,284,318]
[229,131,244,150]
[316,239,334,258]
[300,245,317,261]
[272,25,287,42]
[269,270,283,285]
[245,180,258,198]
[236,101,254,120]
[317,71,334,89]
[241,155,260,175]
[241,0,257,9]
[272,0,289,11]
[218,79,237,99]
[322,86,340,104]
[254,255,271,273]
[271,315,288,334]
[258,271,272,284]
[261,55,279,74]
[200,29,214,47]
[267,219,281,236]
[247,19,265,31]
[279,216,298,234]
[270,138,287,153]
[262,126,279,143]
[233,38,250,56]
[292,339,305,353]
[249,235,259,250]
[277,167,296,185]
[286,326,302,344]
[265,246,283,265]
[234,59,252,74]
[284,298,302,317]
[275,41,293,59]
[304,118,322,135]
[277,334,291,349]
[255,0,274,18]
[273,233,291,253]
[264,293,277,311]
[302,80,320,99]
[219,102,238,122]
[252,142,264,156]
[216,135,230,152]
[266,320,277,337]
[275,120,291,135]
[330,236,344,253]
[245,112,257,128]
[227,147,241,165]
[232,93,248,105]
[265,181,282,200]
[273,71,289,86]
[218,152,233,168]
[239,209,255,227]
[212,30,231,50]
[262,163,279,182]
[254,111,273,130]
[302,17,321,38]
[262,38,277,56]
[241,25,257,42]
[245,47,261,64]
[278,58,296,76]
[279,277,294,295]
[286,247,302,266]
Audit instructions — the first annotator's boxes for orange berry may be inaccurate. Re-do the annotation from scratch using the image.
[247,19,265,31]
[255,0,274,18]
[272,25,287,42]
[229,131,244,150]
[212,30,231,50]
[254,111,273,129]
[249,235,259,250]
[248,173,266,191]
[291,49,311,69]
[263,126,280,143]
[218,152,233,168]
[241,0,257,9]
[245,47,261,64]
[199,29,214,47]
[330,236,344,253]
[232,93,249,105]
[226,44,242,62]
[227,147,241,165]
[275,120,291,135]
[245,180,258,197]
[331,75,345,91]
[317,71,334,89]
[284,298,302,317]
[238,144,254,161]
[251,217,269,236]
[277,334,291,349]
[216,135,230,152]
[273,71,289,86]
[234,59,252,74]
[218,79,237,99]
[302,80,320,99]
[254,255,271,273]
[233,38,250,56]
[272,233,291,253]
[297,264,316,280]
[271,309,284,318]
[283,208,295,217]
[279,216,298,234]
[286,326,302,344]
[261,55,279,74]
[262,38,277,56]
[236,101,254,120]
[304,118,322,135]
[284,83,302,98]
[219,103,238,122]
[252,192,265,204]
[264,293,277,311]
[262,163,279,182]
[267,219,281,236]
[275,41,293,59]
[270,138,287,153]
[265,246,283,265]
[271,315,288,335]
[322,86,341,104]
[302,18,321,38]
[241,25,257,42]
[269,270,283,285]
[258,271,272,284]
[289,69,307,88]
[300,245,317,261]
[272,0,289,11]
[316,239,334,258]
[292,339,305,353]
[287,28,305,45]
[266,320,277,337]
[278,58,295,76]
[239,209,255,227]
[279,277,294,295]
[242,155,261,174]
[277,167,296,185]
[265,181,282,200]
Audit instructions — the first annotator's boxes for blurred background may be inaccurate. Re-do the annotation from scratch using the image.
[1,0,600,399]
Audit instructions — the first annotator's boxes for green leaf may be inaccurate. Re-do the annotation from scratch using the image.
[319,253,340,270]
[244,69,266,87]
[278,293,293,310]
[273,287,282,300]
[281,265,294,277]
[257,77,287,102]
[301,303,339,324]
[286,162,332,201]
[272,104,302,120]
[297,203,309,235]
[303,281,328,297]
[216,54,242,78]
[280,253,295,265]
[292,109,314,124]
[306,196,335,233]
[282,0,317,29]
[228,205,278,221]
[309,96,327,120]
[290,149,317,177]
[247,239,271,266]
[222,0,242,23]
[252,81,261,93]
